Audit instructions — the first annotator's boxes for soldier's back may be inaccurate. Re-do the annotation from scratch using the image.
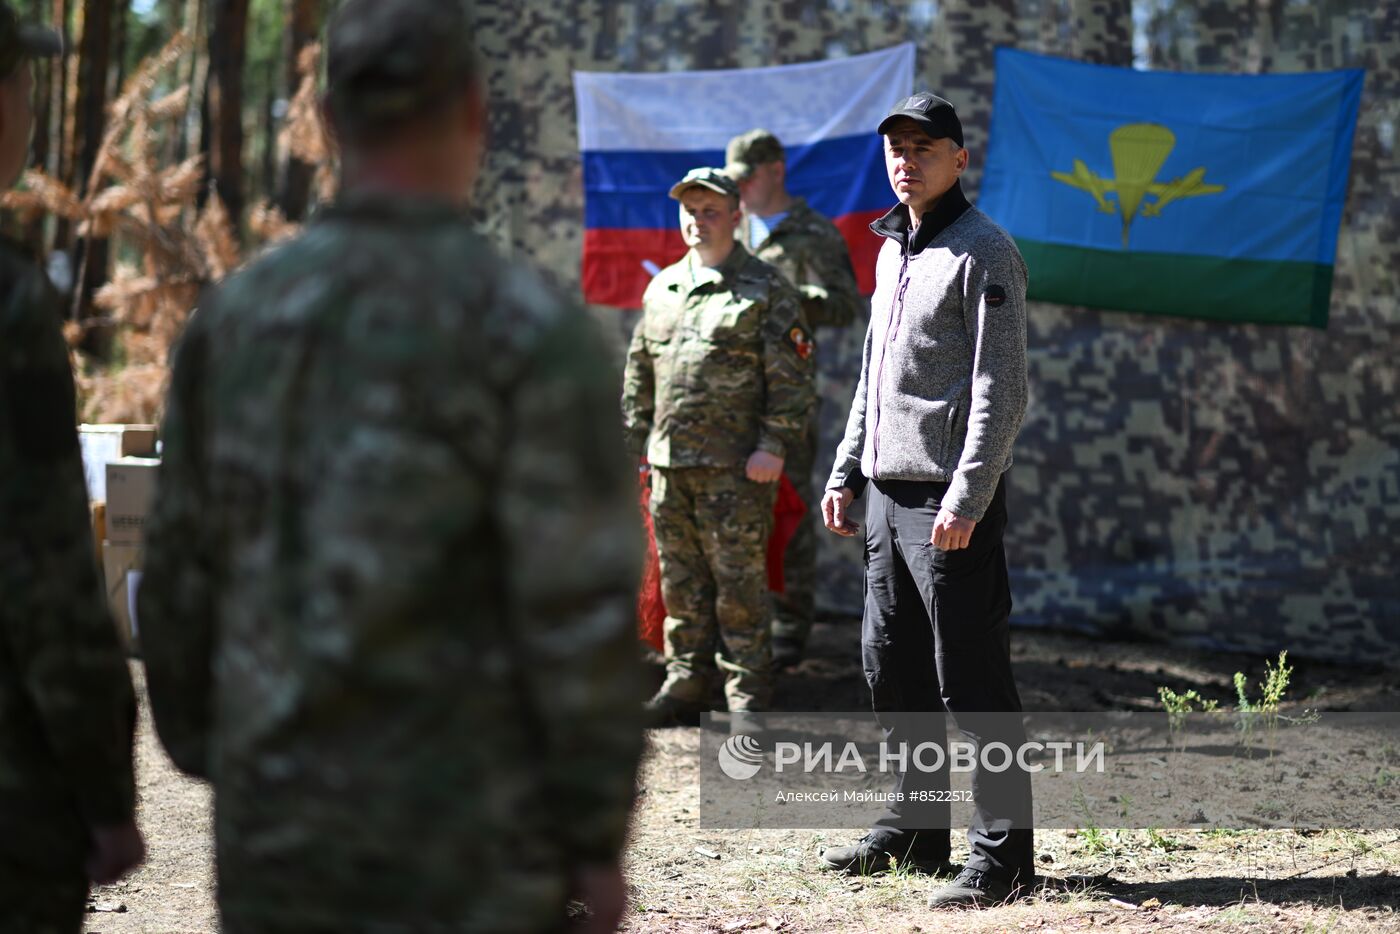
[0,236,89,872]
[0,233,137,927]
[174,193,637,931]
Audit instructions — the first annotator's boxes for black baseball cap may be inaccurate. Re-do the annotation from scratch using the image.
[877,92,964,147]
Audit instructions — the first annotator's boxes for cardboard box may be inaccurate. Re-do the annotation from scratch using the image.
[105,457,160,545]
[79,425,156,502]
[103,540,143,652]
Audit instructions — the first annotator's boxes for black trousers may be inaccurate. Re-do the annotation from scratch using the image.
[861,476,1034,885]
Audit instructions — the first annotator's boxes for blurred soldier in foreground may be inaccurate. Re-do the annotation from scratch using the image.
[724,129,861,667]
[623,167,814,725]
[0,5,144,931]
[139,2,643,931]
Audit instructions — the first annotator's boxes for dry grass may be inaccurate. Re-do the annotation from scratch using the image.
[624,730,1399,933]
[1,36,335,426]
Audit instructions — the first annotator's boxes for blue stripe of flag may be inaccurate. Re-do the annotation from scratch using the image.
[583,133,891,230]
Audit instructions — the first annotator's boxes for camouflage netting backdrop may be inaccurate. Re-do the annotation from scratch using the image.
[465,0,1399,666]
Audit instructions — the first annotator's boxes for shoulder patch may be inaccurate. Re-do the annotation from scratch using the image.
[786,325,815,361]
[984,284,1007,309]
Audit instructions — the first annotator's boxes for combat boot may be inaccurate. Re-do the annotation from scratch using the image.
[642,691,704,728]
[819,831,957,877]
[926,866,1023,908]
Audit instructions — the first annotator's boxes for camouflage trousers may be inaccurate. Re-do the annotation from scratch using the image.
[650,466,775,711]
[0,860,87,934]
[774,419,818,648]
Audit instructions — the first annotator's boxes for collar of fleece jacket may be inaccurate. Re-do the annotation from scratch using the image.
[869,179,972,256]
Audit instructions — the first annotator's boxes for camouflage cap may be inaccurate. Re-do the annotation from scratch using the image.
[724,129,786,179]
[326,0,479,131]
[0,2,61,79]
[878,92,964,147]
[669,167,740,201]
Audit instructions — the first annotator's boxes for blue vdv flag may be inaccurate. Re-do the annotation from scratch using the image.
[979,48,1364,327]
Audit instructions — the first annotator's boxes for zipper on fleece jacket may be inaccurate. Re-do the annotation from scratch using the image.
[870,250,910,478]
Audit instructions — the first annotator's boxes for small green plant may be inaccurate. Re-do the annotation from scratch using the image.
[1145,826,1180,851]
[1159,685,1220,726]
[1158,685,1221,758]
[1232,651,1294,753]
[1080,825,1112,854]
[1072,786,1116,856]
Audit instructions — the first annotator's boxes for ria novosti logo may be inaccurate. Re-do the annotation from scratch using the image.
[717,734,765,780]
[715,735,1107,781]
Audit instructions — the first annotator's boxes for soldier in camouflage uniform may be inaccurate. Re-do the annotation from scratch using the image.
[0,6,144,931]
[724,129,861,667]
[138,2,643,932]
[623,167,815,723]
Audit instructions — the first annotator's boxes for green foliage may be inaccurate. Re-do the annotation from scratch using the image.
[1233,651,1293,751]
[1158,685,1220,731]
[1145,826,1180,851]
[1072,786,1116,856]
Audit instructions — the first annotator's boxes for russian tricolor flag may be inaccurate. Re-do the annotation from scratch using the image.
[574,44,915,308]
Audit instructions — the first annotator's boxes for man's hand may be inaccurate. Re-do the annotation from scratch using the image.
[86,819,146,885]
[569,862,627,934]
[930,507,975,550]
[822,487,859,537]
[745,450,784,484]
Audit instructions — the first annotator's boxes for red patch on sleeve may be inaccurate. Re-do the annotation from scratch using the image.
[787,326,815,360]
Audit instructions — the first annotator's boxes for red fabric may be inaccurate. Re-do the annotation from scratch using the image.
[637,470,666,652]
[636,469,807,647]
[829,208,889,296]
[767,473,806,593]
[583,211,884,308]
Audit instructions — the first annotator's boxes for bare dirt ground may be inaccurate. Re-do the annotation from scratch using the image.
[86,624,1400,933]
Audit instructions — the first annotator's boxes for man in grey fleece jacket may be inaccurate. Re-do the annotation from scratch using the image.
[818,93,1034,907]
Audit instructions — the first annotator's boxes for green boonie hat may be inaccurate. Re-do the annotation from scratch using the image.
[326,0,479,129]
[669,167,739,201]
[724,129,785,180]
[0,2,62,78]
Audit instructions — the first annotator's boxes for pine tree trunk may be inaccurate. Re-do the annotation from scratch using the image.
[69,0,114,324]
[50,0,72,255]
[206,0,249,226]
[111,0,127,91]
[260,58,276,204]
[277,0,318,220]
[25,0,54,252]
[176,0,205,161]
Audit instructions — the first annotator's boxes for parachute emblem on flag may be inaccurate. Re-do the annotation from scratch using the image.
[1050,123,1225,248]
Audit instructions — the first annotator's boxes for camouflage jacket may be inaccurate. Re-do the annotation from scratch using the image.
[139,193,643,930]
[622,245,815,468]
[0,235,136,873]
[745,197,861,329]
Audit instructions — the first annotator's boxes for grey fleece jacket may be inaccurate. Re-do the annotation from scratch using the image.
[827,183,1028,522]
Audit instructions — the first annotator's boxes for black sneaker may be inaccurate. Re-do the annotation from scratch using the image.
[642,692,704,728]
[927,866,1021,908]
[819,833,956,876]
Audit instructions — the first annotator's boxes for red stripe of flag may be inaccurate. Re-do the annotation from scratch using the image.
[583,208,889,309]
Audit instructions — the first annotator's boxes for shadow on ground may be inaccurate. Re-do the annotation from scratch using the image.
[1080,872,1400,910]
[764,618,1400,714]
